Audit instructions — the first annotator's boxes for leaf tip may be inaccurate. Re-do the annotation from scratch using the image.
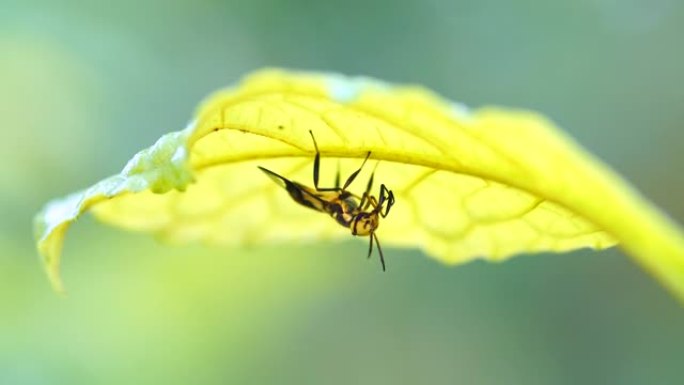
[34,194,82,294]
[35,221,70,295]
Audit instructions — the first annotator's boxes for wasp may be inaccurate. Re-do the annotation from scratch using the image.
[258,131,395,270]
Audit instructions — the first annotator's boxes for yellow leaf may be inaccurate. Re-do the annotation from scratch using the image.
[34,68,684,300]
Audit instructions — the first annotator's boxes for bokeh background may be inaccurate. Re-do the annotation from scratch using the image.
[2,0,684,384]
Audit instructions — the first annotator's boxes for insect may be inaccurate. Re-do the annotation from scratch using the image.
[258,131,395,270]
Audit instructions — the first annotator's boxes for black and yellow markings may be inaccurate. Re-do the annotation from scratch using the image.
[258,131,395,270]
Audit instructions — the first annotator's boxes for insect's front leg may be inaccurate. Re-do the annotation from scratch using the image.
[358,167,376,208]
[378,184,395,217]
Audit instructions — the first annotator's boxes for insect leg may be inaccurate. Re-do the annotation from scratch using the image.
[342,151,371,190]
[385,190,395,217]
[365,170,375,195]
[361,194,377,211]
[373,233,386,271]
[359,169,375,208]
[308,131,322,190]
[335,161,341,189]
[377,184,395,217]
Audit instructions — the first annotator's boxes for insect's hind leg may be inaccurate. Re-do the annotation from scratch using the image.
[342,152,372,190]
[309,130,371,192]
[308,130,323,190]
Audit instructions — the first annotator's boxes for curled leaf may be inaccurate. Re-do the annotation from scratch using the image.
[34,69,684,300]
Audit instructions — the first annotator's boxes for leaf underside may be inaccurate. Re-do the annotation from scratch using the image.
[34,69,684,301]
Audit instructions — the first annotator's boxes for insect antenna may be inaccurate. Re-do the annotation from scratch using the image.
[373,232,386,271]
[367,232,374,259]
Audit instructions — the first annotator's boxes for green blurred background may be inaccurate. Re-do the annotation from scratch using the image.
[2,0,684,384]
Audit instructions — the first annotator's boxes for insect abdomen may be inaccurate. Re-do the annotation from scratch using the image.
[285,183,327,212]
